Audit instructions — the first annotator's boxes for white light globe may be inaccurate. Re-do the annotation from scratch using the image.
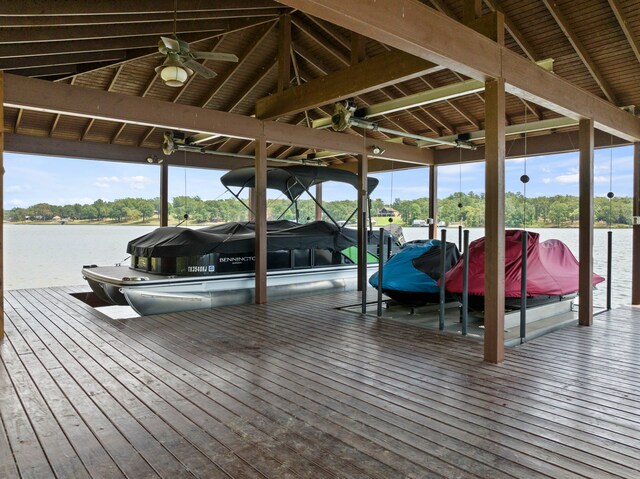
[161,65,187,87]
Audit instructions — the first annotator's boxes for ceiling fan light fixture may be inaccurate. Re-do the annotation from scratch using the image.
[156,53,189,87]
[161,65,188,87]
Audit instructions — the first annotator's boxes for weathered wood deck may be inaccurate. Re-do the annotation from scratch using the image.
[2,286,640,478]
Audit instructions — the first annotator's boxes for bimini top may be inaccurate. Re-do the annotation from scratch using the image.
[220,165,379,202]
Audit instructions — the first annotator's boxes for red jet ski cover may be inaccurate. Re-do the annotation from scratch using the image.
[444,229,605,297]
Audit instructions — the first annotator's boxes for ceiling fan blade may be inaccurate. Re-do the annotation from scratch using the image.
[191,51,239,62]
[160,36,180,52]
[183,59,216,79]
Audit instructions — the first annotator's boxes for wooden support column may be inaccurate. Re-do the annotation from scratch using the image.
[248,188,255,221]
[315,183,323,221]
[633,142,640,304]
[255,134,268,304]
[351,32,365,65]
[276,14,291,93]
[462,0,482,24]
[0,71,4,340]
[579,118,594,325]
[484,78,506,364]
[159,161,168,226]
[357,152,368,291]
[428,165,438,240]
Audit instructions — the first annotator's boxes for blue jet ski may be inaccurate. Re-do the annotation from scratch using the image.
[369,239,460,305]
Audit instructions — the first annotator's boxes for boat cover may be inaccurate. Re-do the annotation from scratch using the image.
[369,240,460,293]
[220,165,379,201]
[127,220,361,257]
[444,229,605,297]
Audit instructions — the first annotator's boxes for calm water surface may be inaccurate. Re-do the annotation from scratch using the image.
[4,224,633,308]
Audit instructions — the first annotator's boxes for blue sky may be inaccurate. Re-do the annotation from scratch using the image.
[4,144,634,208]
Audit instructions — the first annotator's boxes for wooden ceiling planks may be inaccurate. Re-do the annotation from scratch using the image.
[3,0,640,162]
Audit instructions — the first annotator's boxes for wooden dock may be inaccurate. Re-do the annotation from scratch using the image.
[2,286,640,478]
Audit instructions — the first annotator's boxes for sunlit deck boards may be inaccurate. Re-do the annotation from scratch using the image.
[2,288,640,478]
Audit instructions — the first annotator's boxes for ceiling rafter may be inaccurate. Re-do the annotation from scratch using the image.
[291,17,350,65]
[82,65,124,140]
[482,0,538,61]
[386,84,454,135]
[0,9,282,27]
[289,23,422,136]
[0,20,233,44]
[200,22,277,108]
[49,77,76,137]
[376,41,481,131]
[426,0,523,123]
[542,0,618,104]
[214,59,280,151]
[607,0,640,65]
[0,0,283,16]
[112,71,160,144]
[301,13,350,51]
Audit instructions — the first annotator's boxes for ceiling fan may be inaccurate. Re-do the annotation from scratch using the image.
[155,2,238,87]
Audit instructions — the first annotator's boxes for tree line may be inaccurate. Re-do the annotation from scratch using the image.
[4,192,634,227]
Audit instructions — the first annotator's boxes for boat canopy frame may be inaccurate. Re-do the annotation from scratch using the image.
[220,165,379,229]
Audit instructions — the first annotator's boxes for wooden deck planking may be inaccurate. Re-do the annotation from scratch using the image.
[2,287,640,478]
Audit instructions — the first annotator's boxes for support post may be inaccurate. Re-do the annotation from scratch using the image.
[357,153,368,293]
[276,14,291,93]
[0,71,4,340]
[315,183,323,221]
[255,134,268,304]
[439,229,447,330]
[579,118,594,325]
[159,161,168,226]
[429,165,438,239]
[484,78,506,364]
[633,142,640,304]
[248,188,255,222]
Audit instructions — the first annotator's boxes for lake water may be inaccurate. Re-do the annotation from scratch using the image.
[4,224,633,308]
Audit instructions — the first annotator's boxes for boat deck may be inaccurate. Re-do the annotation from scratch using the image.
[3,286,640,478]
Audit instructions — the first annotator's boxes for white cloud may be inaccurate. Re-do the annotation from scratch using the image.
[543,178,551,184]
[96,176,120,183]
[94,175,152,190]
[122,176,152,189]
[9,199,26,206]
[6,185,26,193]
[555,174,579,184]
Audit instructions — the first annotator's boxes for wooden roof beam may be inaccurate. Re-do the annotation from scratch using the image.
[0,19,232,44]
[4,133,254,170]
[433,128,629,165]
[0,0,281,16]
[4,74,431,164]
[0,9,282,27]
[276,0,640,141]
[541,0,618,104]
[607,0,640,65]
[255,50,443,119]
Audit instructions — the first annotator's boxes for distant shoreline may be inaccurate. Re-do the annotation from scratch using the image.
[5,220,633,229]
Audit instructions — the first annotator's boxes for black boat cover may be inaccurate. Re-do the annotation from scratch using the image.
[220,165,379,201]
[126,220,360,257]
